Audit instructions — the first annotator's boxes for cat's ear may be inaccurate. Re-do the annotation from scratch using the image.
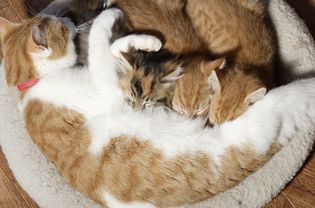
[0,17,16,40]
[161,66,183,84]
[208,70,221,95]
[28,26,48,53]
[201,58,226,76]
[121,52,137,69]
[244,88,267,106]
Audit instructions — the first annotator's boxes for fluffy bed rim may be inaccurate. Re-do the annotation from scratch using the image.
[0,0,314,207]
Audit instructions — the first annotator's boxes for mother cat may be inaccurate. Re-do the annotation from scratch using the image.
[1,8,315,208]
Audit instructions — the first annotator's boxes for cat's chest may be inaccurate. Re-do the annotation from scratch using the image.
[20,79,117,119]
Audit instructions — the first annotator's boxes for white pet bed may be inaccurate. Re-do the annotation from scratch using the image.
[0,0,315,207]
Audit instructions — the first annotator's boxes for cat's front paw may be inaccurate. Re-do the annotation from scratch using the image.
[132,34,163,52]
[93,8,124,28]
[110,34,162,64]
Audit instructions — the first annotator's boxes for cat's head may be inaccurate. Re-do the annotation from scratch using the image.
[172,58,226,118]
[118,49,183,110]
[0,15,76,87]
[207,67,267,126]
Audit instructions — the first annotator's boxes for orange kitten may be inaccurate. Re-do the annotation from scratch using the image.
[184,0,276,124]
[109,0,206,54]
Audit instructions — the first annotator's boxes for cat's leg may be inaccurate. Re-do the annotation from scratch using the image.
[88,8,124,73]
[110,34,162,67]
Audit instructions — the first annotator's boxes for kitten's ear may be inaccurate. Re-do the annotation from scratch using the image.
[208,70,221,95]
[201,58,226,76]
[244,88,267,106]
[121,52,136,69]
[28,26,48,52]
[161,66,183,84]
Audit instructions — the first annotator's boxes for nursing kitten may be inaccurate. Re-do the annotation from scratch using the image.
[107,0,222,116]
[117,47,225,116]
[108,0,206,54]
[1,8,314,208]
[184,0,276,124]
[109,0,275,123]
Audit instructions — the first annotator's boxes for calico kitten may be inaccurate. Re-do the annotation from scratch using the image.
[1,9,314,208]
[117,49,181,110]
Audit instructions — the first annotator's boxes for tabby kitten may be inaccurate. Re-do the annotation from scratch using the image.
[184,0,276,124]
[1,9,315,208]
[108,0,206,54]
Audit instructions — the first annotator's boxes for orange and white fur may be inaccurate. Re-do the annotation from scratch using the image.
[1,8,315,208]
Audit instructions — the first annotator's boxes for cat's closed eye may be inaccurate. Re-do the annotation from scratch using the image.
[194,106,209,117]
[125,97,135,107]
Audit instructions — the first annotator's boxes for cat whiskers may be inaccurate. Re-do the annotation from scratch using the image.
[76,19,95,33]
[55,9,67,18]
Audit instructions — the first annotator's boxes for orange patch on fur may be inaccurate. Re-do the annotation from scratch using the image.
[23,99,282,207]
[1,16,69,86]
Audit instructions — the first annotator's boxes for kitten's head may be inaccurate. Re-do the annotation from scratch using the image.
[118,49,182,110]
[0,15,76,87]
[172,58,226,118]
[207,67,267,126]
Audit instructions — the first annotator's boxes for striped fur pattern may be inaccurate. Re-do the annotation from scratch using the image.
[185,0,276,124]
[2,8,313,208]
[109,0,276,125]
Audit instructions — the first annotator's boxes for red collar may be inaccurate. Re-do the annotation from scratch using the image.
[17,79,40,91]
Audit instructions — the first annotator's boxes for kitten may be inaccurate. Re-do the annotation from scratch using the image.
[1,8,314,208]
[117,49,181,110]
[184,0,276,124]
[108,0,206,54]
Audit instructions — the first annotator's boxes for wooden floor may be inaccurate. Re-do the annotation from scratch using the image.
[0,0,315,207]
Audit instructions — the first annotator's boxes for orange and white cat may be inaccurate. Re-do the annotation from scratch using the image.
[1,8,315,208]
